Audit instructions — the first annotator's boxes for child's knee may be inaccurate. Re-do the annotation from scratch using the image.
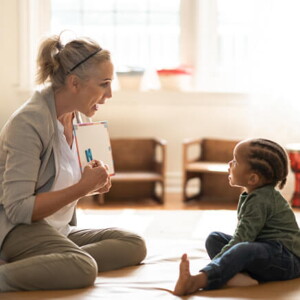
[205,231,222,248]
[233,242,270,260]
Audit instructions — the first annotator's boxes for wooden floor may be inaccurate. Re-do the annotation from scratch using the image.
[77,193,240,211]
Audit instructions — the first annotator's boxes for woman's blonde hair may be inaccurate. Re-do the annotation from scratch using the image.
[36,34,111,89]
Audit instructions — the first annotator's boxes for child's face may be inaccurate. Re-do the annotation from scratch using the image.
[228,141,253,191]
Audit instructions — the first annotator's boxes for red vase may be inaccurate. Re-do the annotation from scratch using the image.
[288,151,300,207]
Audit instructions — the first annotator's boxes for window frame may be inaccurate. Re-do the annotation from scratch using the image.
[18,0,51,91]
[18,0,247,93]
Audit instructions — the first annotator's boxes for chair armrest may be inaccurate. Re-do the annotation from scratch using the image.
[183,138,202,166]
[154,138,167,146]
[183,138,202,147]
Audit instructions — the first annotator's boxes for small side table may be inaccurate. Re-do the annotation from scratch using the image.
[286,143,300,207]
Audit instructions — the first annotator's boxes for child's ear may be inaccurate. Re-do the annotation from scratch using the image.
[248,173,260,186]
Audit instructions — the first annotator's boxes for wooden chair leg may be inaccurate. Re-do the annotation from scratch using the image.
[94,194,105,205]
[161,182,166,204]
[183,176,202,202]
[182,177,190,202]
[152,181,164,204]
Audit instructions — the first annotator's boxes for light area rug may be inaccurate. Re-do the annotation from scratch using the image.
[2,209,300,300]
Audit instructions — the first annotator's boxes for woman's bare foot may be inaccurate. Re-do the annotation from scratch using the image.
[226,273,259,287]
[173,254,207,296]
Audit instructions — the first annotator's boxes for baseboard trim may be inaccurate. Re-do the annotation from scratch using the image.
[166,172,181,193]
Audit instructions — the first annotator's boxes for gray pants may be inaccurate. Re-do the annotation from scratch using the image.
[0,221,147,292]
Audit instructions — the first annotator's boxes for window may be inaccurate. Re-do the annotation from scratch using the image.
[207,0,273,92]
[196,0,300,93]
[51,0,180,71]
[20,0,300,94]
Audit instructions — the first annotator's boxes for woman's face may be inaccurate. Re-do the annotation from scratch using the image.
[76,60,113,117]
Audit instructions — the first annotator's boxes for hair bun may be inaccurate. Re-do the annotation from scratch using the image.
[56,40,64,51]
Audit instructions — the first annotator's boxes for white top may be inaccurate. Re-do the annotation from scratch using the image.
[45,120,81,235]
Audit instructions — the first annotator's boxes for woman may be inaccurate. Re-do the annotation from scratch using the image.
[0,35,146,292]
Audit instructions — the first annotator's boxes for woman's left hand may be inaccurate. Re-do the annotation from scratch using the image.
[96,175,112,194]
[91,160,112,194]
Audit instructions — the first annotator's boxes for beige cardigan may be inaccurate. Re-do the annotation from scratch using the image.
[0,86,76,250]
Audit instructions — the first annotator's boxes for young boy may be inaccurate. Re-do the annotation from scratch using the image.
[174,138,300,295]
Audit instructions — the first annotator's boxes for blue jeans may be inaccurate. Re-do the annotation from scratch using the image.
[201,231,300,290]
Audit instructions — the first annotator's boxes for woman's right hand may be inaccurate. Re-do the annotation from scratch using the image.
[79,160,110,194]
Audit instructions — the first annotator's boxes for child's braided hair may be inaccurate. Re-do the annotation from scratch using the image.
[247,138,288,189]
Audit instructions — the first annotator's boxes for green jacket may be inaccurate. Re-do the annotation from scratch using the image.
[215,184,300,258]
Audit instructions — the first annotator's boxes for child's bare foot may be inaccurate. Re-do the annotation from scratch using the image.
[173,254,207,296]
[226,273,258,287]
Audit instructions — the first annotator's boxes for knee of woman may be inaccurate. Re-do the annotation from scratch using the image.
[72,253,98,287]
[124,234,147,264]
[116,231,147,265]
[133,236,147,264]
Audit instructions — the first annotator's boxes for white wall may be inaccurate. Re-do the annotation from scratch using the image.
[93,90,298,199]
[0,0,24,121]
[0,0,298,200]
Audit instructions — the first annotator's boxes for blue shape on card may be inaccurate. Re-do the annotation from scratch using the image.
[85,148,93,162]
